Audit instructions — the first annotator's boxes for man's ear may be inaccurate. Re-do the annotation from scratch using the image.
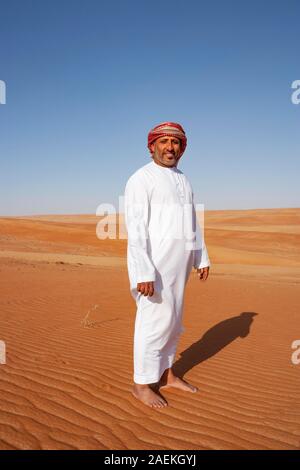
[149,143,155,154]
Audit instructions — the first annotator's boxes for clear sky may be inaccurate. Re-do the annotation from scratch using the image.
[0,0,299,216]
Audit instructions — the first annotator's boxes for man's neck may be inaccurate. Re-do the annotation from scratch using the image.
[152,158,177,169]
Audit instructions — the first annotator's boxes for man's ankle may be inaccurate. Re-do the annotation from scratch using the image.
[134,383,150,389]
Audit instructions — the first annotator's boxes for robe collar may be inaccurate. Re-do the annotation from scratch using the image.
[151,160,180,173]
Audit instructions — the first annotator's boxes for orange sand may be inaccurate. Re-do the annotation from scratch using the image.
[0,208,299,450]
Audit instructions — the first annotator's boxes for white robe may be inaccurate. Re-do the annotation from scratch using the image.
[124,160,210,384]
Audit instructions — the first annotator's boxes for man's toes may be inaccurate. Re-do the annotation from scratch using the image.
[153,401,161,408]
[156,399,164,407]
[190,384,198,392]
[152,397,166,408]
[159,399,167,407]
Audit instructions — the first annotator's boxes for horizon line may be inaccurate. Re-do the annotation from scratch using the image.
[0,206,299,219]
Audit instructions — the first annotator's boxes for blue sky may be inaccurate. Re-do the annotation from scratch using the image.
[0,0,299,215]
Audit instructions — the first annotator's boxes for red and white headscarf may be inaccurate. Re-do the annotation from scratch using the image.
[147,122,187,157]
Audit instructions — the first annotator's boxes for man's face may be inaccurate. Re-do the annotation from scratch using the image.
[150,136,182,168]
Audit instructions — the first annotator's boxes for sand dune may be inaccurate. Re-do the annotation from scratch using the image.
[0,208,299,449]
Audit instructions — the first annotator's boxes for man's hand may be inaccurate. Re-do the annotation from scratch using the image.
[197,267,210,281]
[137,281,154,297]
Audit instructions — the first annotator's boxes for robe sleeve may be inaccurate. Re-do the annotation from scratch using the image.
[124,173,156,283]
[193,204,210,270]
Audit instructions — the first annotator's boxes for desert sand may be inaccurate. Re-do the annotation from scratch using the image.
[0,208,299,450]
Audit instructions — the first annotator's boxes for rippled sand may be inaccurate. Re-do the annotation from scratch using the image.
[0,208,299,449]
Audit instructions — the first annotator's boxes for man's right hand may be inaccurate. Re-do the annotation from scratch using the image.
[137,281,154,297]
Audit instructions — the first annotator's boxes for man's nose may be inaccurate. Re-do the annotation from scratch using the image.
[166,141,174,150]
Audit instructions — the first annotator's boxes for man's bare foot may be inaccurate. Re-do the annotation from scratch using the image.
[159,368,198,393]
[132,384,168,408]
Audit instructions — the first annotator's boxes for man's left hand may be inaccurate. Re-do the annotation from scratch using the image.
[197,267,210,281]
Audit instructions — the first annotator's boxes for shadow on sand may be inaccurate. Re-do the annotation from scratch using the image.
[172,311,258,379]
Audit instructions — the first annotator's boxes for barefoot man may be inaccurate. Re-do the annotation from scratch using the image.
[124,122,210,408]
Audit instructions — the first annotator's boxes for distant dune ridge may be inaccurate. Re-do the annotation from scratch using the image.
[0,208,299,449]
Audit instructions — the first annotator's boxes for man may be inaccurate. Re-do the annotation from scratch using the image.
[124,122,210,409]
